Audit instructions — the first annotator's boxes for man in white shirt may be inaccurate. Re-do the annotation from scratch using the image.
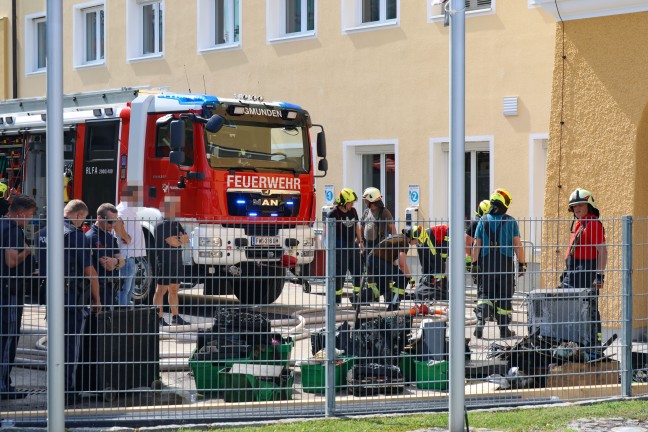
[116,185,147,305]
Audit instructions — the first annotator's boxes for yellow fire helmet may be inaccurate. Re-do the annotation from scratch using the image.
[335,188,358,206]
[475,199,491,217]
[491,188,512,209]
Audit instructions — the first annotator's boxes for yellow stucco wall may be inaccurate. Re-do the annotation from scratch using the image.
[544,12,648,327]
[5,0,555,219]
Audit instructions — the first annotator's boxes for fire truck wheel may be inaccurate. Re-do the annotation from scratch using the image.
[233,271,285,305]
[132,256,154,305]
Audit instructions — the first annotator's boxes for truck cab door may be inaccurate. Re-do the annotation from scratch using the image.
[81,120,120,216]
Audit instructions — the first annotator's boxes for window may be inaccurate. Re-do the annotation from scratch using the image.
[429,138,493,219]
[464,150,490,221]
[126,0,164,60]
[142,2,163,55]
[197,0,241,51]
[362,153,396,217]
[74,2,106,67]
[24,13,46,73]
[362,0,396,23]
[342,140,400,220]
[342,0,399,33]
[267,0,316,42]
[86,120,120,161]
[428,0,493,22]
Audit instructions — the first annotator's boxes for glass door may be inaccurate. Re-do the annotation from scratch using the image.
[362,153,396,217]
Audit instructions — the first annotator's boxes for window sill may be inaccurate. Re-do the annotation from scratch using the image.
[198,43,241,54]
[343,20,399,34]
[267,31,316,44]
[74,61,106,70]
[25,69,46,77]
[127,53,164,63]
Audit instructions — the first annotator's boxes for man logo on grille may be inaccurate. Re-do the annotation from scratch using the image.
[261,189,272,196]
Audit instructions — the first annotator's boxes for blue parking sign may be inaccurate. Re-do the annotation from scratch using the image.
[408,185,420,207]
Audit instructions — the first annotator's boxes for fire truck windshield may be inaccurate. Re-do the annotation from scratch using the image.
[205,122,310,173]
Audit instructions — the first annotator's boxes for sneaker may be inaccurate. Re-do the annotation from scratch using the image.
[171,315,190,326]
[159,317,170,327]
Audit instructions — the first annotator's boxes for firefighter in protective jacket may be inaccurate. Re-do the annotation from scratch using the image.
[403,224,472,301]
[326,188,363,304]
[560,188,607,352]
[471,189,526,339]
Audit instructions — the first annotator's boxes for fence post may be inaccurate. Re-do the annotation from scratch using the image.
[324,218,337,416]
[621,215,633,396]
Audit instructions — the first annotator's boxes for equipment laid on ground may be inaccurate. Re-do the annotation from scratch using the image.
[0,88,328,305]
[76,307,160,400]
[528,288,596,347]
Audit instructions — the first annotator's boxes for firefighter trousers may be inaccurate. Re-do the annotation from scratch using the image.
[334,245,362,304]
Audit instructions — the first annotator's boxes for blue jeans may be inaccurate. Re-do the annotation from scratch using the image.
[117,257,137,305]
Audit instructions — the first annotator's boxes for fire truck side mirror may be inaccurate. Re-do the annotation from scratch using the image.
[205,115,225,133]
[169,119,185,151]
[318,159,328,173]
[316,131,326,158]
[170,150,185,166]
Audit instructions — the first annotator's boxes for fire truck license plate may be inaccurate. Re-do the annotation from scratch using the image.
[251,236,280,246]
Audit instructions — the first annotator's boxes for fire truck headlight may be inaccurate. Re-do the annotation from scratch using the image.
[198,237,222,247]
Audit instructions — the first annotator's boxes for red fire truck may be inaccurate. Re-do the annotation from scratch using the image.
[0,88,327,304]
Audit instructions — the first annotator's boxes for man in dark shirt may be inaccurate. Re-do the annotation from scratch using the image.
[0,195,37,400]
[38,199,102,405]
[86,203,125,309]
[153,196,190,326]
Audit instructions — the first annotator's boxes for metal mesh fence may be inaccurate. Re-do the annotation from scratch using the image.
[0,214,647,427]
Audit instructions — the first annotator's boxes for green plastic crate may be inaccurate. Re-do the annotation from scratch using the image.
[189,349,252,395]
[415,360,449,390]
[300,357,356,394]
[399,352,425,382]
[258,337,294,367]
[220,364,294,402]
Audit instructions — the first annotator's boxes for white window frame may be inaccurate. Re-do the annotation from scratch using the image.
[73,1,106,68]
[197,0,241,53]
[428,0,495,24]
[24,12,47,75]
[342,139,400,221]
[528,133,548,249]
[267,0,317,43]
[342,0,400,34]
[126,0,165,62]
[429,136,494,219]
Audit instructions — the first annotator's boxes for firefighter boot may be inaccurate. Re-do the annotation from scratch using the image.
[497,312,516,339]
[473,304,488,339]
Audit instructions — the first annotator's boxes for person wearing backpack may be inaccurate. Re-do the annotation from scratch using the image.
[471,189,526,339]
[559,188,607,353]
[325,188,363,304]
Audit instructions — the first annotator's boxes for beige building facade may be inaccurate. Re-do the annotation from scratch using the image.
[0,0,556,225]
[533,0,648,331]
